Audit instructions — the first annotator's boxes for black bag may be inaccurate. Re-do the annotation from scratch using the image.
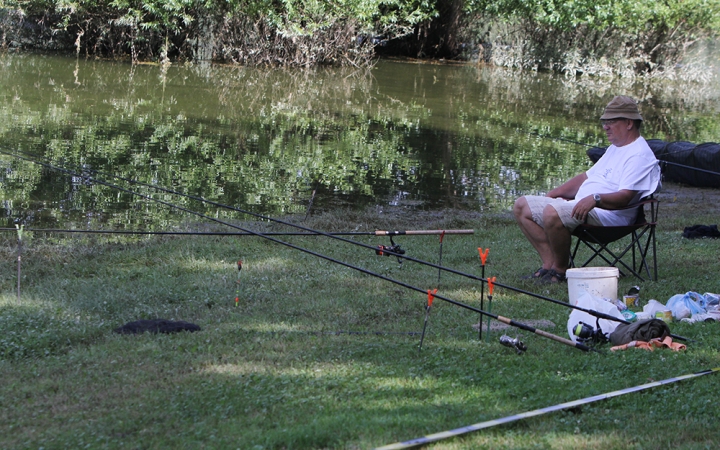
[682,224,720,239]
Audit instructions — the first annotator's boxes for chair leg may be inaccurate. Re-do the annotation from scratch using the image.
[571,198,659,281]
[652,226,657,281]
[573,229,653,281]
[575,238,633,278]
[633,226,657,281]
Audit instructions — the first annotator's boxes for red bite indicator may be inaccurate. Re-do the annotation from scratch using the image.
[427,288,438,308]
[487,276,496,296]
[478,248,489,265]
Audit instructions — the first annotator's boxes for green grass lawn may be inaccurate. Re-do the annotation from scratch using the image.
[1,183,719,449]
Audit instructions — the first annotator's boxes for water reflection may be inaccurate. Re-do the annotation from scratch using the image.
[0,54,718,230]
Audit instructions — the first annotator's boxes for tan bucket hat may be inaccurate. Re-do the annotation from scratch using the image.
[600,95,644,121]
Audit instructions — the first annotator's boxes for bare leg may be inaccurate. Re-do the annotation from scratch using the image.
[542,204,571,275]
[513,197,554,270]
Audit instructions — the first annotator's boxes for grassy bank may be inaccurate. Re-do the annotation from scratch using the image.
[1,182,719,449]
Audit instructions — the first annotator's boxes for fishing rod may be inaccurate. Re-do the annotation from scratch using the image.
[0,150,692,342]
[657,160,720,177]
[0,228,474,237]
[2,152,595,352]
[376,366,720,449]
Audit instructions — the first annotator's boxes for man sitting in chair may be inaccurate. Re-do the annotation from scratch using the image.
[513,95,661,284]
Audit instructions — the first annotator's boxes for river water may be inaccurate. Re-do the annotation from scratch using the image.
[0,53,718,230]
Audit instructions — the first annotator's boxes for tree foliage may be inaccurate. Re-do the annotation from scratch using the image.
[465,0,720,76]
[467,0,720,33]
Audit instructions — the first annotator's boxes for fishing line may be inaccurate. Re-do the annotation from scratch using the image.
[527,129,720,178]
[376,367,720,449]
[657,160,720,177]
[0,149,693,342]
[0,149,594,352]
[1,149,473,258]
[527,130,599,148]
[304,189,316,221]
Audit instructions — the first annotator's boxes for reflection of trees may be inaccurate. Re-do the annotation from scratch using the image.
[0,55,718,229]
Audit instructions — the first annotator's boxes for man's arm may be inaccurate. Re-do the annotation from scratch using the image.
[593,189,638,210]
[571,189,638,222]
[547,173,587,200]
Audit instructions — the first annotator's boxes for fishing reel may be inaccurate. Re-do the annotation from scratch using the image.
[375,243,405,256]
[572,321,608,346]
[375,235,405,263]
[499,335,527,354]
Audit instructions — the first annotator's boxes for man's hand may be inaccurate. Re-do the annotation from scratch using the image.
[571,195,597,222]
[571,189,640,222]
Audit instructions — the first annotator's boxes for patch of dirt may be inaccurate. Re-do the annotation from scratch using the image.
[655,183,720,217]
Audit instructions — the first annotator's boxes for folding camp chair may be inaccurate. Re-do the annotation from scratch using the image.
[570,196,659,281]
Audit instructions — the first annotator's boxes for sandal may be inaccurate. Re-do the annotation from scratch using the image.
[538,269,567,285]
[521,268,549,280]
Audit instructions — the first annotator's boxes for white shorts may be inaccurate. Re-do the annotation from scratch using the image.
[524,195,603,232]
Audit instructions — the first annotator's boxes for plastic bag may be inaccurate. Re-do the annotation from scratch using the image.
[666,292,706,319]
[643,299,668,317]
[567,291,624,344]
[701,293,720,311]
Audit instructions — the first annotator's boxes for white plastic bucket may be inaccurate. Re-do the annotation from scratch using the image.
[566,267,619,305]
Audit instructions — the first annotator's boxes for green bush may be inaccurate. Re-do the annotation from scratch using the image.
[0,0,438,65]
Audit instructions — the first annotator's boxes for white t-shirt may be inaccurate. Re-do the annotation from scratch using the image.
[575,136,660,226]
